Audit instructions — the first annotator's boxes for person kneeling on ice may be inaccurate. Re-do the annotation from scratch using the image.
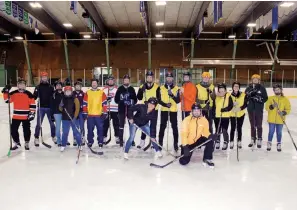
[265,84,291,152]
[59,86,82,152]
[179,103,215,168]
[124,97,162,160]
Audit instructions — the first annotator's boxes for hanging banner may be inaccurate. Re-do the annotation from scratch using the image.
[18,6,23,21]
[218,1,223,20]
[23,10,28,24]
[35,20,39,34]
[213,1,218,25]
[70,1,77,14]
[29,15,33,28]
[272,6,278,33]
[0,1,5,12]
[293,30,297,41]
[5,1,11,15]
[12,1,17,18]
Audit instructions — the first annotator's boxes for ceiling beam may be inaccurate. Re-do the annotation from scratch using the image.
[79,1,107,37]
[190,1,210,38]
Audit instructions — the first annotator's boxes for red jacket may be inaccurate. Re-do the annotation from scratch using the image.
[180,82,197,111]
[3,90,36,120]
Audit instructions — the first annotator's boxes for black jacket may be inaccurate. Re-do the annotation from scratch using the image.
[127,104,157,138]
[245,84,268,113]
[51,90,64,115]
[33,83,55,108]
[157,83,180,108]
[115,85,137,114]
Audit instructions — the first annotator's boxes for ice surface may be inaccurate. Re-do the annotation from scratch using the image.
[0,99,297,210]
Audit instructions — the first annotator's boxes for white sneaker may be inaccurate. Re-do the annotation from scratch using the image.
[215,142,220,149]
[238,141,242,149]
[137,140,145,149]
[34,138,39,147]
[155,151,163,159]
[230,141,234,149]
[60,147,65,152]
[123,152,129,160]
[25,142,30,150]
[11,142,21,150]
[103,137,108,144]
[78,146,83,151]
[52,137,57,144]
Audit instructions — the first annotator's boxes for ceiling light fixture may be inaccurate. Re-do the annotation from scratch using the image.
[280,2,294,7]
[155,34,163,38]
[63,23,73,28]
[156,22,164,26]
[228,35,236,39]
[247,23,256,27]
[4,33,10,36]
[200,31,222,34]
[253,32,261,35]
[118,31,141,34]
[160,31,182,34]
[41,32,54,35]
[83,34,91,39]
[155,1,166,6]
[15,36,24,40]
[29,2,42,8]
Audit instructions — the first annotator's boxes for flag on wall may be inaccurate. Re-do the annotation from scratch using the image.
[35,20,39,34]
[18,6,23,21]
[70,1,77,14]
[272,6,278,33]
[29,15,33,28]
[23,10,28,24]
[12,1,17,18]
[214,1,218,24]
[293,30,297,41]
[0,1,5,11]
[218,1,223,20]
[5,1,11,15]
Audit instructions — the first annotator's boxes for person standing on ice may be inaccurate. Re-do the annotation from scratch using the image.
[50,80,64,147]
[229,81,247,149]
[115,75,137,147]
[59,86,82,152]
[2,79,36,150]
[157,72,180,152]
[83,79,107,152]
[124,97,162,159]
[213,83,233,150]
[179,103,215,168]
[103,75,120,144]
[179,71,197,120]
[73,80,86,146]
[245,74,268,148]
[196,71,216,133]
[33,71,56,147]
[136,70,159,148]
[265,84,291,152]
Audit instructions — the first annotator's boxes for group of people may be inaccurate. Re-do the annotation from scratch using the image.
[1,70,291,168]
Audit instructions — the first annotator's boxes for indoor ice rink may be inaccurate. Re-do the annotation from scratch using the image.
[1,1,297,210]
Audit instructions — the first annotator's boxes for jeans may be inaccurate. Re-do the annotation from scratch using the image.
[54,114,62,144]
[34,107,55,138]
[87,117,104,145]
[125,124,160,153]
[74,112,85,138]
[268,123,283,143]
[61,120,82,147]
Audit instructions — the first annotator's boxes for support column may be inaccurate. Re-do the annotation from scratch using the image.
[230,39,238,80]
[271,40,279,87]
[191,38,195,60]
[105,38,110,74]
[23,37,33,86]
[148,38,152,70]
[63,39,70,81]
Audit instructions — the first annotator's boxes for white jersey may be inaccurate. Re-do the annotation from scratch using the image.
[103,86,118,112]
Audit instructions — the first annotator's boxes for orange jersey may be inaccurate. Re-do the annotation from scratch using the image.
[180,82,197,111]
[3,90,36,120]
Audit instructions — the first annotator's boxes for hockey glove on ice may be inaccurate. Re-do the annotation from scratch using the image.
[182,145,190,157]
[27,112,35,121]
[279,111,287,117]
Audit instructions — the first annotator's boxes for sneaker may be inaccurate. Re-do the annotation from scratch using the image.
[52,137,57,144]
[123,152,129,160]
[238,141,242,149]
[34,137,39,147]
[67,142,70,146]
[137,140,145,149]
[132,141,135,147]
[60,146,65,152]
[230,141,234,149]
[257,139,262,149]
[222,142,228,150]
[267,142,272,151]
[203,159,215,168]
[11,142,21,151]
[87,143,93,148]
[115,137,120,144]
[248,139,255,147]
[277,143,282,152]
[103,137,108,144]
[25,142,30,150]
[155,151,163,159]
[215,141,220,149]
[78,146,83,151]
[73,140,77,147]
[98,143,103,152]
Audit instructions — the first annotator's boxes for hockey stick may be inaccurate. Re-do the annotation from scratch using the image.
[167,86,171,151]
[215,94,226,148]
[132,123,177,157]
[105,88,112,145]
[64,108,103,156]
[150,137,213,168]
[37,95,51,149]
[235,109,239,162]
[273,99,297,152]
[6,91,12,156]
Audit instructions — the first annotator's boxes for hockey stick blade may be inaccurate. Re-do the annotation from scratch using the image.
[88,147,104,155]
[143,140,152,151]
[42,142,52,149]
[76,149,81,164]
[104,138,112,145]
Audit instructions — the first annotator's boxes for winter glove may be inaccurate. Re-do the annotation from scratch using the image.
[168,89,174,97]
[279,111,287,117]
[206,88,212,94]
[51,115,55,122]
[1,84,11,93]
[182,145,191,157]
[107,96,112,103]
[269,105,275,110]
[166,103,172,108]
[27,112,35,121]
[101,113,108,120]
[141,84,146,92]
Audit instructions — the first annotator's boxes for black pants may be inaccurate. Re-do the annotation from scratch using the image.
[181,111,191,120]
[118,113,134,145]
[202,109,213,134]
[179,135,214,165]
[214,117,229,143]
[159,111,178,150]
[103,111,119,138]
[11,119,31,144]
[230,114,245,142]
[248,111,263,140]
